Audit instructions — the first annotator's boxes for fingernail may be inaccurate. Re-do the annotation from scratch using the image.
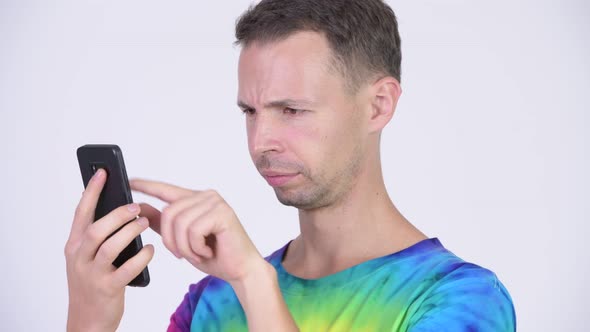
[93,169,103,179]
[128,203,139,212]
[137,217,148,227]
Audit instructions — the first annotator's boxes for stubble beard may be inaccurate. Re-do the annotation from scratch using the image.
[272,145,364,211]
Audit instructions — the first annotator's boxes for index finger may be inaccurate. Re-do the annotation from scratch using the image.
[129,178,195,203]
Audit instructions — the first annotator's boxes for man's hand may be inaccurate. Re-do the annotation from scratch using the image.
[129,179,265,284]
[64,169,154,332]
[130,178,299,331]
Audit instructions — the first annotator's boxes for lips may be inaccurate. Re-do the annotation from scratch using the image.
[260,171,299,187]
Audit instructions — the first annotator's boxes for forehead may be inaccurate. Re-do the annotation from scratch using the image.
[237,31,340,106]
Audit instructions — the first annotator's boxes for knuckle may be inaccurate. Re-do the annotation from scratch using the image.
[105,205,135,226]
[205,192,224,207]
[203,189,218,198]
[97,246,116,264]
[129,220,145,236]
[175,209,192,224]
[162,237,175,253]
[117,204,133,217]
[85,224,102,243]
[206,198,224,215]
[161,206,171,221]
[188,223,201,237]
[74,204,87,218]
[64,242,75,258]
[117,263,131,278]
[211,198,223,209]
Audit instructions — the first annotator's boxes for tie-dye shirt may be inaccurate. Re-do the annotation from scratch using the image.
[168,238,516,331]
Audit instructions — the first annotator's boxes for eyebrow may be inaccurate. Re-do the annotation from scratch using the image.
[237,99,314,110]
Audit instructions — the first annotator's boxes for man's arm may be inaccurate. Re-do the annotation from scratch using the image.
[131,179,298,332]
[230,260,298,331]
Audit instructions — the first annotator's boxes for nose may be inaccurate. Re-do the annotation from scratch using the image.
[248,112,284,156]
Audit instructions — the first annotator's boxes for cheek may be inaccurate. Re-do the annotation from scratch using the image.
[295,119,350,172]
[273,120,325,172]
[285,122,321,157]
[321,116,364,167]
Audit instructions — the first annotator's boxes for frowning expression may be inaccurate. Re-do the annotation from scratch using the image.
[237,31,369,210]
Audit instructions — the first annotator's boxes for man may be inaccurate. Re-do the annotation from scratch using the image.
[65,0,516,331]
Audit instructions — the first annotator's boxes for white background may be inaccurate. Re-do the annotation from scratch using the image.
[1,0,588,331]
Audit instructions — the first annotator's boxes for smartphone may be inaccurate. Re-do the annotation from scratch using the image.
[76,144,150,287]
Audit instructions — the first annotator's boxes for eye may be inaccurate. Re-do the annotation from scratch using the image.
[283,107,303,115]
[241,108,256,116]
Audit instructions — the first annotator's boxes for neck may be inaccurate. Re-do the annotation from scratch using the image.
[283,153,427,279]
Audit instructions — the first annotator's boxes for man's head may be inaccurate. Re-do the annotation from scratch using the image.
[235,0,402,210]
[235,0,401,93]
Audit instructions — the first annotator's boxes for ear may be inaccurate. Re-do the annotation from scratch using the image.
[367,76,402,133]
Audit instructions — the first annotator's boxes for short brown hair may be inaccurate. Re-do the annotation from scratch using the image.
[235,0,402,92]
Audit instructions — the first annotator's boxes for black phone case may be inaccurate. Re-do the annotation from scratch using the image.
[76,144,150,287]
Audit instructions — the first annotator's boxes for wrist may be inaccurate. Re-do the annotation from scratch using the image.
[67,306,117,332]
[229,259,276,293]
[67,320,113,332]
[228,259,298,331]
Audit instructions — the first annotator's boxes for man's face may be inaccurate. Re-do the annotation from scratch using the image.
[237,32,369,210]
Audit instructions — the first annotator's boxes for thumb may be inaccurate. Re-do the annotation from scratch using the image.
[138,203,162,235]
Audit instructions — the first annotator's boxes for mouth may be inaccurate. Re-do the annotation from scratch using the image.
[260,171,299,187]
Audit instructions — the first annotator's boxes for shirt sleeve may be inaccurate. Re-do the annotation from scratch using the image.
[167,276,213,332]
[407,264,516,332]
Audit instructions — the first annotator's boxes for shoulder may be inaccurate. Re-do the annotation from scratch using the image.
[167,275,216,332]
[404,241,516,331]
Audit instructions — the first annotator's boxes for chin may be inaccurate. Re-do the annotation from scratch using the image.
[274,187,329,210]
